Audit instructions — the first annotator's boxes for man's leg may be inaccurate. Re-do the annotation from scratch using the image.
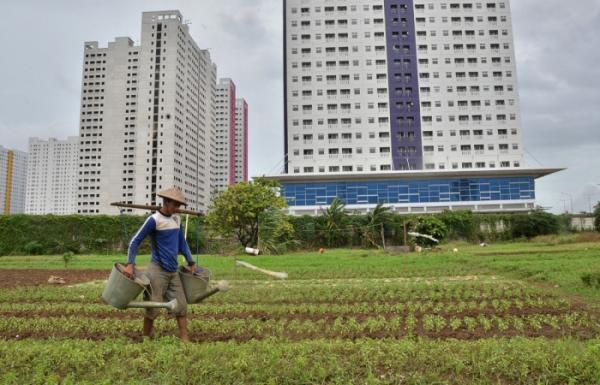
[166,273,190,342]
[143,317,154,338]
[176,316,189,342]
[143,263,165,338]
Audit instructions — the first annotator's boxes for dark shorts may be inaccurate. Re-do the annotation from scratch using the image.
[143,262,188,320]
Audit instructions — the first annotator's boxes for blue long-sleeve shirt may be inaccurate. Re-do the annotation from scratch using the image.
[127,211,194,272]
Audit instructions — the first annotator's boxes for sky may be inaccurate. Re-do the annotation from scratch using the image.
[0,0,599,213]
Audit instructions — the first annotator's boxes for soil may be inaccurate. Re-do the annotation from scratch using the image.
[0,269,108,289]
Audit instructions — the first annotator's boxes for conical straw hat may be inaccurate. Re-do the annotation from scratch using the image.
[157,186,187,206]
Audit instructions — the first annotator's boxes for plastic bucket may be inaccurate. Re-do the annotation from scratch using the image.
[178,266,211,304]
[102,263,150,309]
[245,247,260,255]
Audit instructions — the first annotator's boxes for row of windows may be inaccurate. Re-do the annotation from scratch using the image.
[291,3,507,14]
[291,15,508,29]
[292,142,517,156]
[291,159,521,175]
[282,176,530,208]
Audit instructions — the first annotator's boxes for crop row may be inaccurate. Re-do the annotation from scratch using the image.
[0,297,574,317]
[1,312,597,340]
[0,280,556,305]
[3,335,600,384]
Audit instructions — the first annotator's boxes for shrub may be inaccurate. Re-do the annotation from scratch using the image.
[257,209,298,255]
[437,210,477,241]
[510,210,560,239]
[23,241,45,255]
[62,252,75,268]
[413,216,448,247]
[581,272,600,289]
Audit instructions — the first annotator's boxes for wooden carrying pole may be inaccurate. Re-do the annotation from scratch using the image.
[110,202,203,217]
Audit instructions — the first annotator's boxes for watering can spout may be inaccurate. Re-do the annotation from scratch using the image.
[126,299,178,311]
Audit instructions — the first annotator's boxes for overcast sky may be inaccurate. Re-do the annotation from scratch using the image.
[1,0,599,213]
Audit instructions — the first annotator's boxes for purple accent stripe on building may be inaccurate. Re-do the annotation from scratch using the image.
[384,0,423,171]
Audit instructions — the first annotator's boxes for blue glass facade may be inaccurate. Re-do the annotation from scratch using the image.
[281,177,535,206]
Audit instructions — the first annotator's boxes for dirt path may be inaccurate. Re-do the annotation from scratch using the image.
[0,269,108,288]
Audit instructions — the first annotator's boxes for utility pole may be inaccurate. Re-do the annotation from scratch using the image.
[583,194,593,213]
[561,192,574,213]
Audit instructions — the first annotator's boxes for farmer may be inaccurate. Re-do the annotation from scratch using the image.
[124,186,197,342]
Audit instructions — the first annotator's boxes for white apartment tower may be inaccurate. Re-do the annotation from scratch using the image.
[214,78,237,192]
[284,0,523,174]
[0,145,27,215]
[213,79,249,194]
[77,11,217,214]
[268,0,560,215]
[234,98,249,183]
[25,137,78,215]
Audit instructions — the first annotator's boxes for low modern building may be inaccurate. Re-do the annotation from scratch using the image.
[570,215,596,232]
[264,168,562,215]
[0,145,27,215]
[25,137,78,215]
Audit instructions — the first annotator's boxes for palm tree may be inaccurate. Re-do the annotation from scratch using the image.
[363,203,391,248]
[320,198,349,247]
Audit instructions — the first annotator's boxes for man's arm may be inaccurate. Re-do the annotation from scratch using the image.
[127,216,156,265]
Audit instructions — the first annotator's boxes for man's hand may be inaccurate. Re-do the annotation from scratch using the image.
[187,263,197,274]
[123,263,135,279]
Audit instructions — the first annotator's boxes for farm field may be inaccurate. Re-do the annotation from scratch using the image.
[1,240,600,384]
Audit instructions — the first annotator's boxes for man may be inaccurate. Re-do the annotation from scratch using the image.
[124,187,197,342]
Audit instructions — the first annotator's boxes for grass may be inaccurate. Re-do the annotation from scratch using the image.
[2,239,599,300]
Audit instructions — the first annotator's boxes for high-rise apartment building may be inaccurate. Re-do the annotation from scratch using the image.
[214,79,237,192]
[266,0,560,215]
[213,79,249,194]
[0,145,27,215]
[234,98,249,183]
[77,11,218,214]
[25,137,78,215]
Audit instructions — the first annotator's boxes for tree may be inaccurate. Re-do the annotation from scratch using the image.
[594,202,600,232]
[206,178,287,248]
[257,208,298,255]
[319,198,350,247]
[362,203,392,248]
